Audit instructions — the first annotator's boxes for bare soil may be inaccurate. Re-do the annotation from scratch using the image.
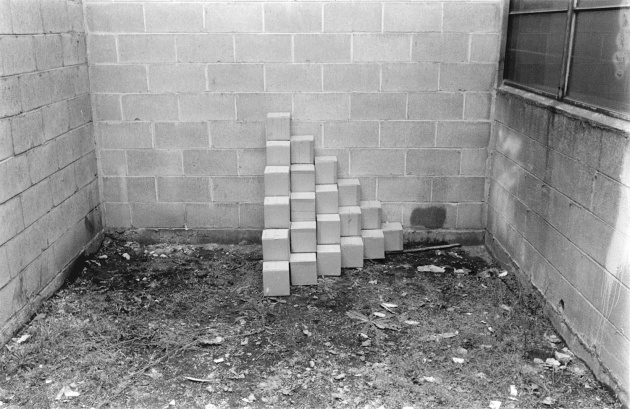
[0,235,622,409]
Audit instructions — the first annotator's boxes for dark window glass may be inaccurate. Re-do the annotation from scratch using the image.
[566,9,630,113]
[504,13,568,94]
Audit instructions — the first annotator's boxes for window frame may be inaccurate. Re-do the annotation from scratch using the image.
[501,0,630,121]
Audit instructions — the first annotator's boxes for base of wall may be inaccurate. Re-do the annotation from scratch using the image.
[485,234,629,409]
[0,231,105,348]
[106,228,485,246]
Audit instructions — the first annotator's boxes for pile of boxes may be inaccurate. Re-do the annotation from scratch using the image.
[262,113,403,296]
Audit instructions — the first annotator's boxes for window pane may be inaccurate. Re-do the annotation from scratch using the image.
[577,0,630,9]
[510,0,568,13]
[567,9,630,114]
[504,13,568,94]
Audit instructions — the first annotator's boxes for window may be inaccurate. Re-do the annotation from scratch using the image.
[504,0,630,118]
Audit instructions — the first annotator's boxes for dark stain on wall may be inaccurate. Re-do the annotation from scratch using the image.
[410,206,446,228]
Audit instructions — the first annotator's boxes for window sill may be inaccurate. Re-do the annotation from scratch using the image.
[497,84,630,134]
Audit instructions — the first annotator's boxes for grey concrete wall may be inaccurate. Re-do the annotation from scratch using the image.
[0,0,102,346]
[487,87,630,404]
[85,0,502,240]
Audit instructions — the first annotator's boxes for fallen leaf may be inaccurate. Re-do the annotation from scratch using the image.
[404,320,420,325]
[214,358,225,363]
[56,385,80,400]
[489,401,502,409]
[510,385,518,396]
[381,302,397,308]
[361,340,371,347]
[122,253,131,260]
[368,280,377,284]
[499,304,512,312]
[145,368,163,380]
[455,347,468,356]
[452,357,465,364]
[98,254,108,259]
[498,270,508,277]
[334,373,346,380]
[15,334,31,344]
[373,312,386,318]
[554,351,572,364]
[417,265,446,273]
[545,358,560,368]
[184,376,214,383]
[199,336,224,346]
[545,334,561,343]
[542,396,555,405]
[422,376,442,384]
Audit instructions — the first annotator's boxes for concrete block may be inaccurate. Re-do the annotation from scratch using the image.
[382,63,439,92]
[264,166,290,196]
[408,93,464,120]
[118,34,176,63]
[186,203,238,228]
[440,64,496,92]
[264,196,290,229]
[339,206,361,237]
[266,63,322,92]
[11,109,44,155]
[61,33,87,66]
[155,122,209,149]
[0,35,35,75]
[324,3,381,33]
[291,135,314,164]
[432,177,485,202]
[384,3,441,33]
[377,177,431,202]
[361,201,382,229]
[42,101,69,141]
[412,33,469,63]
[380,121,435,148]
[0,196,24,247]
[206,3,262,33]
[180,93,235,121]
[290,192,315,221]
[0,0,12,34]
[90,65,148,93]
[443,3,501,33]
[239,203,264,229]
[315,156,337,185]
[437,122,490,148]
[149,64,206,93]
[96,122,152,149]
[207,64,264,92]
[350,149,405,176]
[353,34,410,62]
[266,112,290,141]
[362,229,385,259]
[27,141,58,184]
[323,63,379,92]
[294,93,349,121]
[294,34,351,63]
[290,253,317,286]
[122,94,178,121]
[262,229,290,261]
[40,0,69,33]
[210,122,265,149]
[238,149,265,176]
[127,150,183,176]
[266,141,291,166]
[290,164,315,193]
[20,72,52,112]
[0,76,21,118]
[323,121,379,148]
[49,68,76,103]
[382,222,403,252]
[10,0,42,34]
[407,149,461,176]
[341,236,364,268]
[235,34,291,63]
[317,213,340,244]
[264,3,321,33]
[263,261,290,297]
[68,95,92,130]
[316,184,338,214]
[157,177,210,203]
[317,244,341,276]
[33,35,63,70]
[237,93,292,121]
[351,93,406,120]
[20,179,52,227]
[213,176,263,203]
[145,3,203,33]
[86,3,145,33]
[176,34,233,63]
[0,119,12,161]
[182,150,237,176]
[338,179,361,206]
[290,221,316,253]
[87,35,117,64]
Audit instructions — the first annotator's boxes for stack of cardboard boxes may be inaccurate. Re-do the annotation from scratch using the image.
[262,113,403,296]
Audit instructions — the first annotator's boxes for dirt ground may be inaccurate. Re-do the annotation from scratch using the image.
[0,235,623,409]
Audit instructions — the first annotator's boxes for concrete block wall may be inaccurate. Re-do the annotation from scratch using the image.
[487,88,630,404]
[0,0,102,345]
[86,0,501,239]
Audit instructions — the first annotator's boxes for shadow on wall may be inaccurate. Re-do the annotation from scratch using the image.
[488,91,630,402]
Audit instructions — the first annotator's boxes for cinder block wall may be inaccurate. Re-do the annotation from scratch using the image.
[87,0,501,239]
[0,0,102,345]
[487,88,630,403]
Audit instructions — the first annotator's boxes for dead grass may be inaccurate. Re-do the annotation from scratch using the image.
[0,236,622,409]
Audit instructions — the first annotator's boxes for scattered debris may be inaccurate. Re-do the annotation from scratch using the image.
[417,265,446,273]
[199,336,224,346]
[14,334,30,344]
[452,357,465,364]
[489,401,502,409]
[122,253,131,260]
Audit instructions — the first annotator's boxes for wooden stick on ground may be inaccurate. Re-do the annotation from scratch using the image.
[386,243,461,255]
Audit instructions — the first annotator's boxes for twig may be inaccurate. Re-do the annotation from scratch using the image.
[387,243,461,254]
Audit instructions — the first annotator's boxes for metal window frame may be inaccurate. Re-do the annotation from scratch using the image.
[501,0,630,121]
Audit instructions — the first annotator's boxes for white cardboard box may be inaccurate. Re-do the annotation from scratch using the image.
[266,141,290,166]
[290,164,315,193]
[290,192,316,221]
[338,179,361,206]
[315,184,338,214]
[360,200,381,230]
[361,229,385,259]
[290,135,314,164]
[264,166,290,196]
[315,156,337,185]
[339,206,361,237]
[341,236,364,268]
[262,229,290,261]
[316,244,341,276]
[290,253,317,285]
[382,222,403,252]
[264,196,290,228]
[266,112,290,141]
[317,213,341,244]
[263,261,290,296]
[290,221,316,253]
